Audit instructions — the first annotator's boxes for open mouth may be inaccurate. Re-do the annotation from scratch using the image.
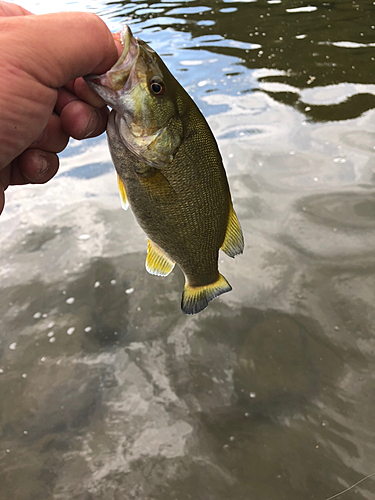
[84,25,139,92]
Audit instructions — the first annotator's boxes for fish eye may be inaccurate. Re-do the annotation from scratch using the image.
[149,77,165,96]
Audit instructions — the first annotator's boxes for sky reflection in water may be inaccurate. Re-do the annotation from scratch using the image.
[1,0,375,499]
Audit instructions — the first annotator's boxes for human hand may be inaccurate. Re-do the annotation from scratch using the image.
[0,1,122,214]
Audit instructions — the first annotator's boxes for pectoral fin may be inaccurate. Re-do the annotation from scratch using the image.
[117,174,129,211]
[221,203,244,258]
[146,239,175,277]
[181,274,232,315]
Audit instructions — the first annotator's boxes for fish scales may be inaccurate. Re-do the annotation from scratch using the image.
[85,25,244,314]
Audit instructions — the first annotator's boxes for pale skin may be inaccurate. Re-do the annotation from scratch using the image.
[0,1,122,214]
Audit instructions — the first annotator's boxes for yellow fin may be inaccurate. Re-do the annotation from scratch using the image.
[181,274,232,315]
[146,240,175,277]
[221,202,244,258]
[117,174,129,211]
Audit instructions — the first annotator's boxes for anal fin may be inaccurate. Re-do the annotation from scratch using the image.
[146,240,175,277]
[221,202,244,258]
[181,274,232,315]
[117,174,129,211]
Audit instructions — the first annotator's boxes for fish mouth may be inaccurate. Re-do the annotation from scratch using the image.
[84,25,140,98]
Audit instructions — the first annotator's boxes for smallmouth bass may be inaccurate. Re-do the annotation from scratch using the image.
[85,26,244,315]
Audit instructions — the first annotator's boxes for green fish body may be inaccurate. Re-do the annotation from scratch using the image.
[85,26,244,314]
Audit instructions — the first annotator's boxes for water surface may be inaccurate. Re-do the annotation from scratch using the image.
[1,0,375,498]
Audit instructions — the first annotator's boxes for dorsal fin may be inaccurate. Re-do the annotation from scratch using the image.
[146,239,175,277]
[117,174,129,211]
[221,202,244,258]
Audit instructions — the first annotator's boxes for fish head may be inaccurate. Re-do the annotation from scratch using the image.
[85,26,184,167]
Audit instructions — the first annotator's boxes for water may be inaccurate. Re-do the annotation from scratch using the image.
[1,0,375,498]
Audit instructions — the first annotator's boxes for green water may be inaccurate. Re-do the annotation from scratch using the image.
[1,0,375,498]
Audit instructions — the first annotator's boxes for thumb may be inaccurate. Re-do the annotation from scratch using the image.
[0,1,32,16]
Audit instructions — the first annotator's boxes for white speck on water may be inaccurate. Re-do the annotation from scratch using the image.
[54,228,61,234]
[84,326,92,333]
[296,34,307,39]
[78,234,90,240]
[333,227,338,232]
[66,297,75,305]
[180,59,203,66]
[114,331,118,336]
[40,357,46,362]
[47,331,54,338]
[289,150,295,155]
[49,337,56,343]
[198,80,209,87]
[305,106,311,111]
[245,412,249,417]
[334,156,346,163]
[21,240,26,246]
[110,279,117,285]
[23,430,28,435]
[47,322,55,329]
[67,327,75,335]
[9,342,17,350]
[223,444,229,450]
[136,307,142,312]
[42,313,47,318]
[125,288,134,294]
[26,229,33,235]
[313,177,319,182]
[228,153,234,158]
[229,436,235,442]
[33,312,42,319]
[0,368,4,374]
[334,326,340,331]
[287,6,317,13]
[250,392,257,398]
[94,281,100,288]
[6,449,10,453]
[22,373,27,379]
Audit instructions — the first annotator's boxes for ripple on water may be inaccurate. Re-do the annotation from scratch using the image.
[297,191,375,230]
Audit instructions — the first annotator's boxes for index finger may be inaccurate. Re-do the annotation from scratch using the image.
[1,12,119,89]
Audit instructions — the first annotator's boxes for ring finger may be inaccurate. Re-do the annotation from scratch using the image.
[30,112,70,153]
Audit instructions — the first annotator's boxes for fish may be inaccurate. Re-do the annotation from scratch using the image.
[85,25,244,315]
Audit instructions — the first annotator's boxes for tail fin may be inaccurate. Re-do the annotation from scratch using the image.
[181,274,232,315]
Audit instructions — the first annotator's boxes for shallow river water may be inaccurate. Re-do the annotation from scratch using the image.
[1,0,375,499]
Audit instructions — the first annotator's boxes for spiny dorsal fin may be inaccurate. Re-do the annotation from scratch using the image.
[117,174,129,211]
[221,202,244,258]
[181,274,232,315]
[146,239,175,277]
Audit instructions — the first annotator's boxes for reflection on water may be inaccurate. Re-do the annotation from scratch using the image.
[2,0,375,498]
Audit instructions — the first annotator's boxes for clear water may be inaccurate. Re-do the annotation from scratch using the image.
[1,0,375,499]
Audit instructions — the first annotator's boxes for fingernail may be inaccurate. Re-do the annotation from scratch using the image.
[83,109,100,139]
[38,153,49,175]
